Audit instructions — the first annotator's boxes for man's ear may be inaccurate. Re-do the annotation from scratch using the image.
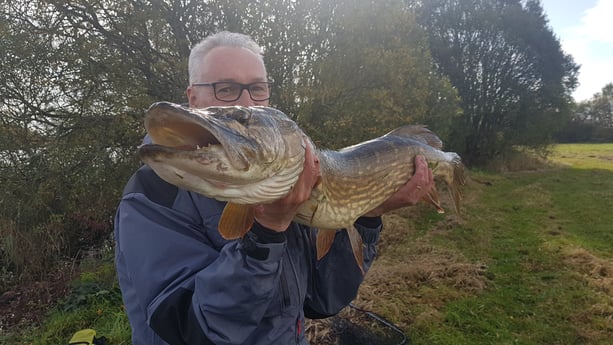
[186,86,198,108]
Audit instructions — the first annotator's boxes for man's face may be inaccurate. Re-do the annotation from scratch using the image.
[186,46,270,108]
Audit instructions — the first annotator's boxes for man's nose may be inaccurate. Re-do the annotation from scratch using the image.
[236,89,255,106]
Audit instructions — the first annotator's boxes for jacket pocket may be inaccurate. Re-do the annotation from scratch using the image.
[263,272,289,317]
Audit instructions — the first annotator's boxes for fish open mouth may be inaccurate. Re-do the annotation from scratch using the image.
[139,102,256,171]
[143,103,222,151]
[156,125,220,151]
[140,101,303,172]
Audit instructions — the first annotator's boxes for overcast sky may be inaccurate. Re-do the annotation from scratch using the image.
[540,0,613,102]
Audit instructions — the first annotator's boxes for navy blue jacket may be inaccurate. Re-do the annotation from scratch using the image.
[114,165,382,345]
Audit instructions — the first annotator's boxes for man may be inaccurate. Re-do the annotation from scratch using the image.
[115,31,434,345]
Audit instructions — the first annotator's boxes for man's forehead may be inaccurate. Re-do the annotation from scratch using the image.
[200,46,267,81]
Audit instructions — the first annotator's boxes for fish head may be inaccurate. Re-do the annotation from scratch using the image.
[137,101,307,204]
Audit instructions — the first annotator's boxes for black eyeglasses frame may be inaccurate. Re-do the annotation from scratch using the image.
[191,81,273,102]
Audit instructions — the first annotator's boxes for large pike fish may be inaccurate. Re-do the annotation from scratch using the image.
[138,101,465,272]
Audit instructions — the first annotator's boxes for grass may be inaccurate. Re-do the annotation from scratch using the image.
[549,143,613,170]
[356,143,613,344]
[1,254,131,345]
[3,143,613,344]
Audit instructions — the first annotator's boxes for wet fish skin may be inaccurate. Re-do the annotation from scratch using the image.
[138,102,466,272]
[138,102,306,204]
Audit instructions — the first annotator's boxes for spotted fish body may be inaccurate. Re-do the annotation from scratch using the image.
[138,102,465,272]
[296,133,463,229]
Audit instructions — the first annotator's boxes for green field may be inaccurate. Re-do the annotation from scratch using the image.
[549,143,613,171]
[358,143,613,344]
[3,143,613,345]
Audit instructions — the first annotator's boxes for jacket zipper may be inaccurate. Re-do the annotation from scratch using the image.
[286,246,303,343]
[280,268,290,308]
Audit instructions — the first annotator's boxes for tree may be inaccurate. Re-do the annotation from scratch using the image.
[295,0,461,148]
[211,0,322,116]
[558,83,613,142]
[409,0,579,165]
[0,0,151,275]
[590,83,613,129]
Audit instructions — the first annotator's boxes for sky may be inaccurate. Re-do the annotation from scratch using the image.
[540,0,613,102]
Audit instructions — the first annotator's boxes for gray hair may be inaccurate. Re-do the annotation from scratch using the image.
[188,31,264,84]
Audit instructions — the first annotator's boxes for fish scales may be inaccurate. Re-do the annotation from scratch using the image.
[300,141,421,228]
[138,102,466,272]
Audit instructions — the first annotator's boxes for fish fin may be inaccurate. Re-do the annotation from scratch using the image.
[348,226,365,275]
[448,154,466,216]
[316,229,337,260]
[423,185,445,214]
[386,125,443,149]
[314,227,366,275]
[309,201,320,226]
[218,203,255,239]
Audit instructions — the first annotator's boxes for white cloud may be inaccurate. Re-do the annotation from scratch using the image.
[560,0,613,101]
[575,0,613,44]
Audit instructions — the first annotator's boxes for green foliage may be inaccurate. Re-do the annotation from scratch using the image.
[226,0,322,116]
[6,305,129,345]
[61,259,122,313]
[410,0,579,165]
[557,83,613,142]
[61,281,122,313]
[0,0,150,280]
[295,0,461,149]
[2,259,129,345]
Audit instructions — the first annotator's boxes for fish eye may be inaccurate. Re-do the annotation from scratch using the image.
[206,106,252,125]
[231,107,252,124]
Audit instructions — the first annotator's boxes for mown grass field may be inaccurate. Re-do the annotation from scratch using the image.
[3,143,613,345]
[353,143,613,344]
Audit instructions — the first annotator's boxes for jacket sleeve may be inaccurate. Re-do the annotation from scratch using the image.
[303,216,382,318]
[115,174,287,345]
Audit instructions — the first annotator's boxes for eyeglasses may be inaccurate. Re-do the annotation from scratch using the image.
[191,81,273,102]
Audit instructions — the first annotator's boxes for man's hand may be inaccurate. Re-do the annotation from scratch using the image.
[254,141,320,231]
[363,155,434,217]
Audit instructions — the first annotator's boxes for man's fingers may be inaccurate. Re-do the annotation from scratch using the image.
[409,155,434,204]
[302,140,320,189]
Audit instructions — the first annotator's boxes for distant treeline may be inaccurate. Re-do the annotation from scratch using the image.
[557,83,613,143]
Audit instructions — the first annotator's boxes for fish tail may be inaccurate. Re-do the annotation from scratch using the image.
[348,226,365,275]
[423,186,445,214]
[448,154,466,215]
